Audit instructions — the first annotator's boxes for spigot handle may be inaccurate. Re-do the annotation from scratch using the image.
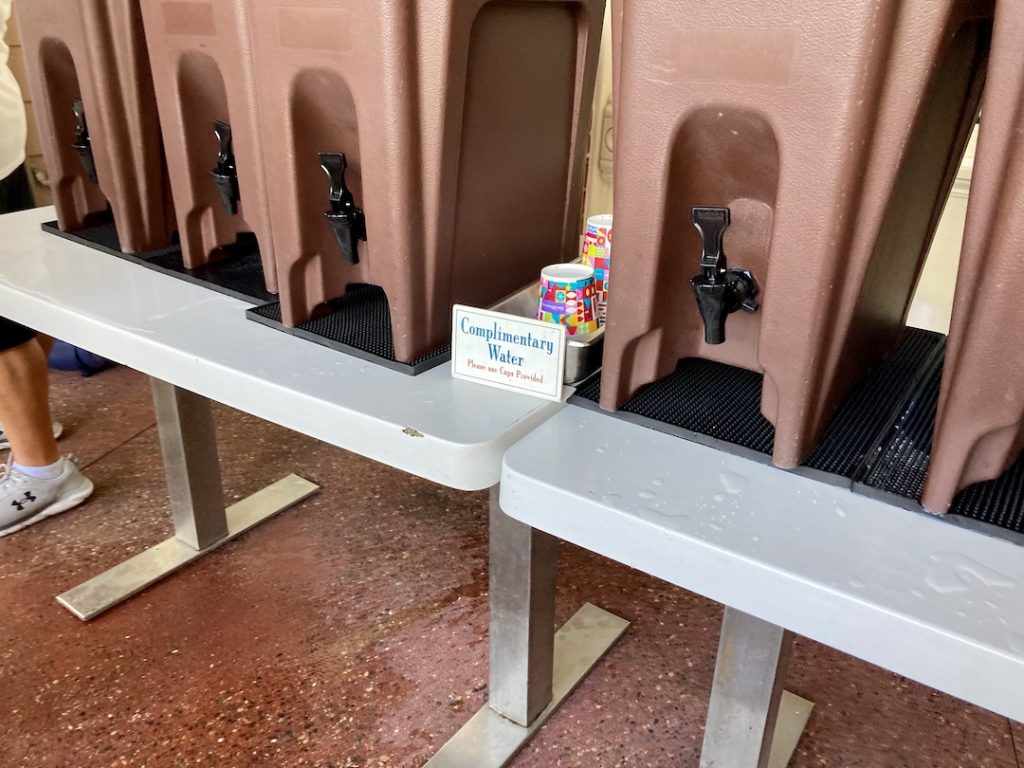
[318,151,366,239]
[72,99,88,142]
[209,121,240,215]
[319,151,366,265]
[319,152,354,208]
[213,121,233,170]
[70,99,98,185]
[691,206,730,279]
[689,205,759,346]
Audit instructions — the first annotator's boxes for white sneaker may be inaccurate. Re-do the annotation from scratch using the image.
[0,421,63,451]
[0,456,94,537]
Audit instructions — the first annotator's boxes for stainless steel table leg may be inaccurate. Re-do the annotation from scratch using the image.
[151,378,229,549]
[426,486,629,768]
[56,378,318,620]
[701,607,814,768]
[488,484,558,726]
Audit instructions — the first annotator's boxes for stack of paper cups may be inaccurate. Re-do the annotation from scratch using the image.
[581,214,612,322]
[537,263,600,336]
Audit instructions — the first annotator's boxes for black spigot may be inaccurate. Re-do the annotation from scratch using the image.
[71,99,98,184]
[689,206,759,345]
[210,121,240,215]
[319,152,366,266]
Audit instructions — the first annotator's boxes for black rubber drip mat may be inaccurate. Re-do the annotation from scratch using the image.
[571,370,602,403]
[569,358,775,459]
[573,328,943,478]
[949,453,1024,535]
[854,350,1024,535]
[855,359,944,503]
[246,285,450,376]
[42,221,273,303]
[800,328,946,480]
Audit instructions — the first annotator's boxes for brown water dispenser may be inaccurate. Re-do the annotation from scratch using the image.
[139,0,276,290]
[923,2,1024,515]
[17,0,174,254]
[601,0,991,467]
[247,0,604,364]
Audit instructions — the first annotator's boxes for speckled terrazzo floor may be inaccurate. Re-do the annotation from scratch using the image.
[1,366,1021,768]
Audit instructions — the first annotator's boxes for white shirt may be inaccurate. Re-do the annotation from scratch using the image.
[0,0,27,181]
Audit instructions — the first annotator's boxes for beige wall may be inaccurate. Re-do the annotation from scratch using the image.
[4,2,52,206]
[581,1,614,221]
[906,127,977,334]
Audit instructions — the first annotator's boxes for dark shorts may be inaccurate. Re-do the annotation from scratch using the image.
[1,164,38,350]
[0,316,36,351]
[0,163,34,214]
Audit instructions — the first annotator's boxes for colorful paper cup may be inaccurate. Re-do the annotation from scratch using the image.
[537,263,600,336]
[581,213,612,322]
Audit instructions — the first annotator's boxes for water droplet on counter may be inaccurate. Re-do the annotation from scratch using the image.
[719,472,748,495]
[835,505,847,518]
[713,493,726,503]
[638,490,656,500]
[596,445,607,453]
[707,521,724,532]
[910,588,925,599]
[647,506,688,520]
[652,478,664,487]
[925,552,1017,594]
[848,578,866,589]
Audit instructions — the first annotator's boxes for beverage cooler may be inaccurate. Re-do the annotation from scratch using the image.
[139,0,277,290]
[599,0,990,468]
[923,1,1024,515]
[17,0,175,254]
[245,0,604,363]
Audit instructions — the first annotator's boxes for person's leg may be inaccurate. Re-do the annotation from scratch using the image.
[0,319,93,536]
[0,326,60,466]
[0,164,60,462]
[0,333,63,452]
[0,166,92,536]
[36,333,54,357]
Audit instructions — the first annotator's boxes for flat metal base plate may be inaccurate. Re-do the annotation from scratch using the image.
[768,691,815,768]
[426,603,629,768]
[56,474,319,620]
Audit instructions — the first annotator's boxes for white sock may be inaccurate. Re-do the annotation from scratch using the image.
[13,458,65,480]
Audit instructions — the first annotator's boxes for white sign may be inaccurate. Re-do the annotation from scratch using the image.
[451,305,567,401]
